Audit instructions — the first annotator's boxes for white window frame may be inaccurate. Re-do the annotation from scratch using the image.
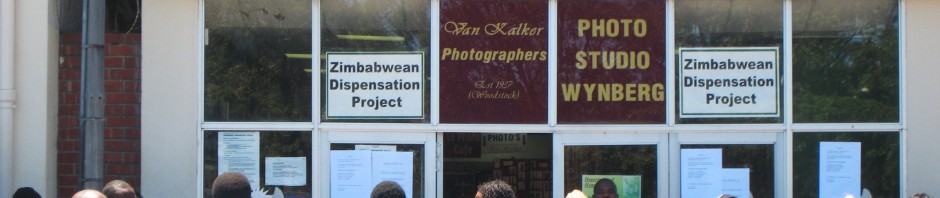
[194,0,908,197]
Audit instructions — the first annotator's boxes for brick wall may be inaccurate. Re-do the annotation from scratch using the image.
[58,33,141,197]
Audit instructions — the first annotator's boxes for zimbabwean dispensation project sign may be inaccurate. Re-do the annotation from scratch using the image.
[678,47,780,118]
[557,0,665,123]
[439,0,547,124]
[326,52,424,119]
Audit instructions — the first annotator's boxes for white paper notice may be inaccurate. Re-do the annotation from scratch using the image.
[330,150,372,198]
[681,149,722,198]
[356,145,397,152]
[722,168,751,198]
[372,152,414,198]
[265,157,307,186]
[819,142,861,198]
[218,132,261,190]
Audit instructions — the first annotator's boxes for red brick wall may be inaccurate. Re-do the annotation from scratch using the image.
[58,33,141,197]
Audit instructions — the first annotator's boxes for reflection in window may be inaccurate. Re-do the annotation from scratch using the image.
[681,144,775,198]
[564,145,657,198]
[675,0,783,124]
[793,132,899,198]
[320,0,431,123]
[793,0,899,123]
[204,0,313,121]
[203,131,313,198]
[330,143,425,198]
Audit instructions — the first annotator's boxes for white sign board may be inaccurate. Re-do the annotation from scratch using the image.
[681,149,723,198]
[326,52,424,119]
[678,47,780,118]
[218,132,261,190]
[265,157,307,186]
[819,142,861,198]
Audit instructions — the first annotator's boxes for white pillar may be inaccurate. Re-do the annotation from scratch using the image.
[0,0,17,196]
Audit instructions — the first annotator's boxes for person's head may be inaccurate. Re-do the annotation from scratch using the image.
[370,181,406,198]
[12,187,41,198]
[211,172,252,198]
[102,180,138,198]
[474,179,515,198]
[592,178,617,198]
[71,190,105,198]
[565,189,588,198]
[913,193,933,198]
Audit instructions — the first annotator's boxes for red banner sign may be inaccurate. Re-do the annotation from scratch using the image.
[440,0,548,124]
[557,0,666,123]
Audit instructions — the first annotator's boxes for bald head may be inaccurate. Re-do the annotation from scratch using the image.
[72,189,106,198]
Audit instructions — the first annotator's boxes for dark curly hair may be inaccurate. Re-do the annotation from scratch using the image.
[371,181,406,198]
[477,179,515,198]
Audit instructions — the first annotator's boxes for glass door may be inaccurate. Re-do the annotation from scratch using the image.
[318,131,436,198]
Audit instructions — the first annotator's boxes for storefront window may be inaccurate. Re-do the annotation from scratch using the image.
[443,133,552,198]
[680,145,775,198]
[329,143,425,198]
[675,0,784,124]
[564,145,657,198]
[793,132,899,198]
[320,0,431,123]
[792,0,899,123]
[203,131,313,197]
[204,0,313,122]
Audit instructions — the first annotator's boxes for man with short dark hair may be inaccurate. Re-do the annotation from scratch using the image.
[12,187,41,198]
[474,179,515,198]
[102,179,138,198]
[211,172,252,198]
[592,178,618,198]
[370,181,406,198]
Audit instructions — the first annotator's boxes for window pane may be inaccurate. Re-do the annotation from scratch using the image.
[203,131,313,197]
[320,0,431,123]
[330,143,425,198]
[565,145,657,198]
[443,133,552,198]
[680,145,775,198]
[204,0,313,122]
[793,132,899,198]
[675,0,784,124]
[793,0,899,123]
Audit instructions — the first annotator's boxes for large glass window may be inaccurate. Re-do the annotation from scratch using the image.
[793,132,900,198]
[320,0,431,123]
[329,143,426,198]
[565,145,657,198]
[443,133,553,198]
[203,131,313,197]
[675,0,784,124]
[680,144,775,198]
[793,0,899,123]
[204,0,313,122]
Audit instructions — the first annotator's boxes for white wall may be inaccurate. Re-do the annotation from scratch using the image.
[11,0,58,196]
[140,0,199,197]
[904,0,940,197]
